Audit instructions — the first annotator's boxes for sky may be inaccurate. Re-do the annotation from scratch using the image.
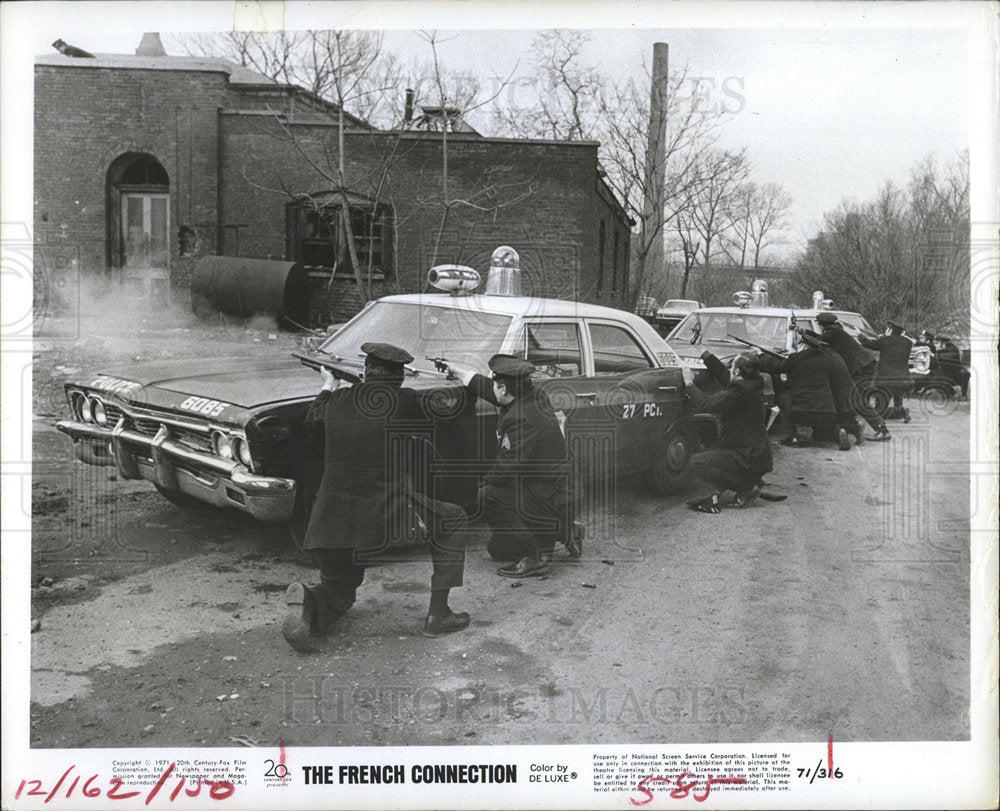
[1,1,991,261]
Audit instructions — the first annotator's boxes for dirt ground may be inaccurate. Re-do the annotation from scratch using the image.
[25,307,972,749]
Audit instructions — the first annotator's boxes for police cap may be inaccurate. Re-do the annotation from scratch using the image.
[488,353,535,381]
[816,312,839,326]
[887,319,904,331]
[361,342,414,365]
[799,329,828,348]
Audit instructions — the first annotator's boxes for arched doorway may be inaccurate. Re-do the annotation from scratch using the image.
[106,153,170,298]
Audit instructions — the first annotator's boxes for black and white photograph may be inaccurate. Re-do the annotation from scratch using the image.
[2,1,997,808]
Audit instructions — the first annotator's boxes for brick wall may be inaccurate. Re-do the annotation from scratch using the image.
[218,117,632,319]
[34,64,231,290]
[35,61,632,321]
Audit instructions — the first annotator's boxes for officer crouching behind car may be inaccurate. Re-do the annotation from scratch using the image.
[445,354,577,578]
[684,351,774,513]
[283,342,471,652]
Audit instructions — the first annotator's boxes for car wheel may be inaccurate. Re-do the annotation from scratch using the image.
[154,484,216,510]
[649,427,698,495]
[920,381,954,408]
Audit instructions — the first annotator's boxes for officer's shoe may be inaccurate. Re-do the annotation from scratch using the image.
[498,556,551,578]
[733,485,762,508]
[421,610,471,638]
[837,428,852,451]
[853,425,865,446]
[781,434,801,447]
[686,494,721,514]
[870,428,892,442]
[282,583,320,653]
[903,408,912,423]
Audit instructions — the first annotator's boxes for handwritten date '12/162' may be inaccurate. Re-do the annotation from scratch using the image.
[630,772,748,805]
[14,763,236,804]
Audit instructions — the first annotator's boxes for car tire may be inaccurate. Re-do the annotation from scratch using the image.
[920,381,954,406]
[155,484,216,510]
[649,427,698,495]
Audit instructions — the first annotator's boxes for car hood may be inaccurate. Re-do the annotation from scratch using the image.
[85,354,464,418]
[85,356,321,412]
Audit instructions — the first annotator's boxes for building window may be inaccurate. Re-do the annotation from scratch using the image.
[286,196,393,278]
[597,220,606,292]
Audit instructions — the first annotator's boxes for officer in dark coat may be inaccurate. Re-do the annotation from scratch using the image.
[860,321,913,422]
[446,354,574,578]
[817,311,889,440]
[804,330,862,450]
[685,351,774,513]
[283,343,470,651]
[760,331,839,445]
[936,336,970,399]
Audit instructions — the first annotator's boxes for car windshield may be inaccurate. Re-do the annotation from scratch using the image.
[670,312,790,351]
[318,301,513,374]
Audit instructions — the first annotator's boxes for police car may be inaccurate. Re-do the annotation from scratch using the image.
[57,247,710,544]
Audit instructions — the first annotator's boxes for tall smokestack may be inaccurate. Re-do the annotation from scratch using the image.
[404,88,415,124]
[641,43,669,297]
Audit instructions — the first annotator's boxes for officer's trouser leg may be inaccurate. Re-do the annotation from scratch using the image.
[482,484,543,561]
[313,549,366,614]
[851,372,885,431]
[428,501,468,591]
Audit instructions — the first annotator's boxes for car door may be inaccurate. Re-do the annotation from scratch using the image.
[512,318,620,484]
[585,319,684,471]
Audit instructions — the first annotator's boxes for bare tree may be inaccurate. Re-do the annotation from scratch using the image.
[792,151,970,331]
[490,30,601,140]
[722,181,793,276]
[670,148,750,297]
[169,31,405,127]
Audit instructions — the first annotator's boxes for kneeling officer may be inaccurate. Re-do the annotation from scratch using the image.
[446,354,574,578]
[284,343,470,651]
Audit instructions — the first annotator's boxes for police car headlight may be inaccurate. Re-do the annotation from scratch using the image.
[91,399,108,426]
[212,430,234,459]
[70,392,87,421]
[81,396,96,423]
[233,437,253,467]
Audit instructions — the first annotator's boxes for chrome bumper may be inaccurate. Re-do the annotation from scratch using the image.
[55,419,296,521]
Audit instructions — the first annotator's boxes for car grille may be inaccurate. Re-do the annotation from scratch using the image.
[129,417,213,452]
[104,403,124,424]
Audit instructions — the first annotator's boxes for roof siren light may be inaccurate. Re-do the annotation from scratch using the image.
[812,290,834,310]
[427,264,481,294]
[483,245,521,297]
[751,279,769,307]
[732,290,752,307]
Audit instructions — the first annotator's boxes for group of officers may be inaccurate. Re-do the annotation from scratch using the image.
[282,318,968,650]
[282,344,577,652]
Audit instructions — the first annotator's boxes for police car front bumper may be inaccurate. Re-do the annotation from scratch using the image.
[56,419,296,521]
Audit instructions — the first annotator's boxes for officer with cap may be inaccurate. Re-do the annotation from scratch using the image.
[283,342,471,651]
[759,329,840,446]
[816,311,889,441]
[802,329,861,450]
[860,320,913,422]
[684,350,774,513]
[445,354,575,578]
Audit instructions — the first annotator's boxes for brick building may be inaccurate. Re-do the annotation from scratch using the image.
[34,38,632,324]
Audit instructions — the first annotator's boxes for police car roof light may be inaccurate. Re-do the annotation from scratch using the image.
[483,245,521,297]
[427,265,481,295]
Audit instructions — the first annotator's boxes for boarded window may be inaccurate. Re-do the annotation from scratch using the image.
[286,198,393,278]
